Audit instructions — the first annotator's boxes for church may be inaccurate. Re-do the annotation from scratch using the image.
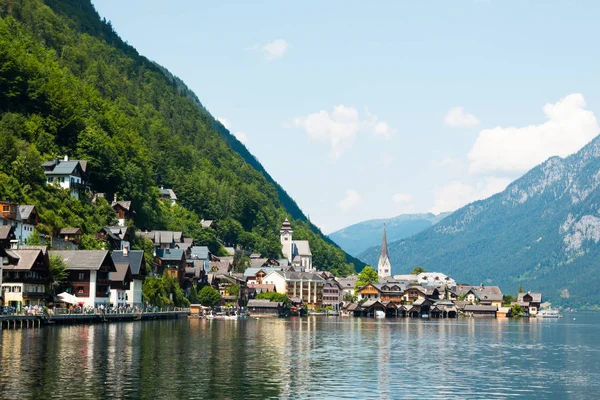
[280,219,314,272]
[378,222,392,279]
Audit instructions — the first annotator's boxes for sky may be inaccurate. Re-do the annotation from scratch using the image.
[92,0,600,234]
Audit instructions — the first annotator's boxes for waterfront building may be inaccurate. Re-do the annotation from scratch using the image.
[516,292,542,316]
[377,223,391,280]
[464,304,498,318]
[111,248,146,307]
[403,286,439,303]
[110,262,132,307]
[263,270,325,309]
[279,219,313,272]
[464,285,503,308]
[41,156,88,200]
[1,247,51,309]
[247,299,284,316]
[322,279,343,309]
[50,250,117,307]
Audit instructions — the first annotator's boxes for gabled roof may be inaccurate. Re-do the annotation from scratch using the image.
[0,225,14,240]
[17,205,36,221]
[111,200,132,211]
[346,303,361,311]
[200,219,213,228]
[44,160,83,176]
[49,250,116,271]
[2,248,48,271]
[293,240,311,256]
[361,299,384,308]
[517,292,542,303]
[159,188,177,200]
[59,228,82,235]
[155,248,184,261]
[209,261,231,274]
[111,262,132,282]
[247,299,282,308]
[468,285,503,301]
[111,250,145,276]
[190,246,210,260]
[464,305,498,312]
[244,267,280,277]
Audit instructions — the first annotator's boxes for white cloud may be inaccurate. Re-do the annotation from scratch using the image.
[392,193,413,203]
[444,106,480,128]
[234,131,248,144]
[429,177,511,214]
[293,105,393,158]
[263,39,288,60]
[432,157,460,168]
[339,189,363,213]
[468,94,599,174]
[217,117,230,130]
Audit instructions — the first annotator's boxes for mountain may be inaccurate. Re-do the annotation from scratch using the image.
[0,0,363,276]
[359,136,600,308]
[330,213,451,257]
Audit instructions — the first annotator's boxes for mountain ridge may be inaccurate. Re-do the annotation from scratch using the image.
[359,135,600,307]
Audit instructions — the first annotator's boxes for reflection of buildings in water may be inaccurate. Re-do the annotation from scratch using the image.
[377,322,391,398]
[1,330,23,394]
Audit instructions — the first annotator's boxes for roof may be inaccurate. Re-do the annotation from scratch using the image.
[137,230,184,245]
[268,270,325,282]
[44,160,81,176]
[2,249,46,270]
[361,299,384,308]
[111,250,145,276]
[201,220,213,228]
[337,276,358,289]
[280,218,293,232]
[190,246,210,260]
[468,285,503,301]
[59,228,82,235]
[392,274,419,282]
[159,188,177,200]
[0,225,13,240]
[112,263,132,282]
[464,305,498,312]
[17,205,36,221]
[155,248,185,261]
[209,261,231,274]
[293,240,311,256]
[347,303,361,311]
[49,250,115,271]
[517,292,542,303]
[111,200,132,211]
[244,267,280,277]
[247,299,282,308]
[250,258,271,269]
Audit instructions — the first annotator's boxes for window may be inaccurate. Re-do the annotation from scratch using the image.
[77,287,84,294]
[78,273,85,280]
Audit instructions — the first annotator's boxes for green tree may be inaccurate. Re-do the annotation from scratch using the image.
[228,284,240,299]
[49,254,68,291]
[256,291,290,305]
[511,303,524,317]
[355,266,379,292]
[410,266,426,275]
[198,286,221,307]
[142,273,189,307]
[189,285,199,304]
[503,294,514,305]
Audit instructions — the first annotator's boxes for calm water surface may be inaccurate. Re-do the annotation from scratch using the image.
[1,313,599,399]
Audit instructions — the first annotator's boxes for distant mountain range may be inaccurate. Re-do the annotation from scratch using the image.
[329,213,451,257]
[359,135,600,308]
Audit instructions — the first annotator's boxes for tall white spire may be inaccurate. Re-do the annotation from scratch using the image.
[377,222,391,279]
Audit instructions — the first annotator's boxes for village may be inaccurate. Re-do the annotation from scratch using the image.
[0,156,544,324]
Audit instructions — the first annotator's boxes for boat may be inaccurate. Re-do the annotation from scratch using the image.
[538,309,561,318]
[375,310,385,318]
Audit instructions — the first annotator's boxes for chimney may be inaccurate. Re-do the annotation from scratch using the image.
[123,245,129,257]
[113,193,117,203]
[55,157,60,166]
[64,155,69,161]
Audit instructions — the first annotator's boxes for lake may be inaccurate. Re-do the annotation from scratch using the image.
[1,313,599,399]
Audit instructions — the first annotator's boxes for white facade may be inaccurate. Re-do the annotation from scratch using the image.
[416,272,456,288]
[280,220,294,262]
[126,279,144,307]
[378,223,392,279]
[109,287,128,307]
[263,271,287,294]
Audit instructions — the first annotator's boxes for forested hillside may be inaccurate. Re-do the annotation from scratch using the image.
[0,0,362,276]
[360,136,600,308]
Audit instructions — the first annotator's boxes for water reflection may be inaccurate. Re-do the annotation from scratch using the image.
[2,315,600,398]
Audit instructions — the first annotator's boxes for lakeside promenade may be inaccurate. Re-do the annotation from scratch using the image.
[0,307,190,329]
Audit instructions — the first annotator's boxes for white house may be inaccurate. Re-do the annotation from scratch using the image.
[49,250,116,308]
[0,202,38,244]
[110,262,132,308]
[417,272,456,288]
[42,156,88,199]
[112,248,146,307]
[279,219,313,272]
[263,270,325,309]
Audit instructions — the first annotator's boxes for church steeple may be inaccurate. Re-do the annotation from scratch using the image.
[378,222,392,279]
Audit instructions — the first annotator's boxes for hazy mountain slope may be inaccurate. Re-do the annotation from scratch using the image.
[359,136,600,307]
[330,213,451,256]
